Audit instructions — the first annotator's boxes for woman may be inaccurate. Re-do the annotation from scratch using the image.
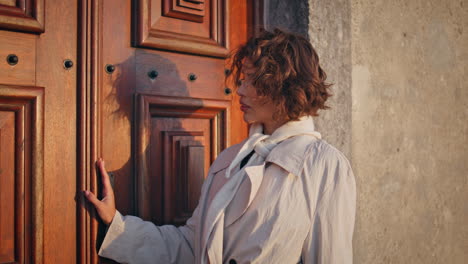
[84,28,356,264]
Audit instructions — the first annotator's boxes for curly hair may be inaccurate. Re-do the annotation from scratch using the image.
[228,28,333,120]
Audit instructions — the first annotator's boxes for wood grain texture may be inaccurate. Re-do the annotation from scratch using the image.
[35,0,77,262]
[135,49,231,99]
[95,1,253,262]
[136,94,229,223]
[228,0,249,144]
[0,111,15,263]
[0,84,44,264]
[163,132,205,225]
[0,0,15,7]
[185,145,205,213]
[248,0,265,38]
[0,1,255,264]
[0,31,36,86]
[135,0,228,57]
[77,0,101,263]
[0,0,45,33]
[163,0,205,23]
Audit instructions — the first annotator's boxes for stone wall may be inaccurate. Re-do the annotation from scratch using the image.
[307,0,468,263]
[264,0,310,37]
[349,0,468,263]
[269,0,467,261]
[308,0,352,159]
[264,0,353,159]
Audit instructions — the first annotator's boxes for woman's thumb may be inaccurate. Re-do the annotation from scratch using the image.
[84,190,101,208]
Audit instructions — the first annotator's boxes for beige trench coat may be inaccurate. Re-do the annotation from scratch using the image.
[98,135,356,264]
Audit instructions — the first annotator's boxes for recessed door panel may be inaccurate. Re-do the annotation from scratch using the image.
[136,94,229,225]
[135,0,228,57]
[0,0,45,33]
[0,111,15,263]
[158,129,206,225]
[163,0,206,22]
[0,85,44,264]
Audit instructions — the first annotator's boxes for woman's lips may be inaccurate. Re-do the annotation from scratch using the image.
[240,103,250,112]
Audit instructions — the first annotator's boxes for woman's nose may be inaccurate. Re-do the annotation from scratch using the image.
[236,81,245,96]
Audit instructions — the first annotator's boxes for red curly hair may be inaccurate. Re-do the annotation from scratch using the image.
[229,28,333,120]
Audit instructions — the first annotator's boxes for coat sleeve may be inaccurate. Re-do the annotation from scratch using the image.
[98,201,200,264]
[301,145,356,264]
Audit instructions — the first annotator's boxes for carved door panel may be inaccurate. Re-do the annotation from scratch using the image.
[97,0,250,226]
[78,0,259,262]
[1,0,259,263]
[0,0,78,263]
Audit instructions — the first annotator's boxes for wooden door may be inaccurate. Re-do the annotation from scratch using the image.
[0,0,78,263]
[77,0,260,263]
[0,0,260,263]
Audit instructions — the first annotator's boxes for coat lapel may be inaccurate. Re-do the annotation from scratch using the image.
[223,134,322,229]
[199,141,246,263]
[200,176,231,264]
[202,164,266,263]
[195,167,214,264]
[201,162,266,254]
[224,163,265,227]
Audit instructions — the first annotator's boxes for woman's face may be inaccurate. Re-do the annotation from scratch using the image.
[236,60,282,133]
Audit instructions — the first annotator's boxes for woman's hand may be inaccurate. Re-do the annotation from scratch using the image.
[83,158,116,225]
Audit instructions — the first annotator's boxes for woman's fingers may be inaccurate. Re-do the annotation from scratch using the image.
[83,158,117,225]
[83,190,115,225]
[97,158,113,196]
[84,190,102,209]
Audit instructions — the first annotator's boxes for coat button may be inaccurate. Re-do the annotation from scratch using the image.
[229,259,237,264]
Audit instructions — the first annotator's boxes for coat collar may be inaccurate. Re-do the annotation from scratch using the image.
[266,134,321,176]
[207,137,316,177]
[208,118,322,177]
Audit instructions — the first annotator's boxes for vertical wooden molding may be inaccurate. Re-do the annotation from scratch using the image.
[248,0,265,38]
[77,0,87,261]
[32,86,45,264]
[78,0,102,263]
[135,94,151,220]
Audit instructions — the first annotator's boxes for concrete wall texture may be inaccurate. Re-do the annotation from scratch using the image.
[308,0,353,159]
[264,0,310,37]
[309,0,468,263]
[265,0,354,158]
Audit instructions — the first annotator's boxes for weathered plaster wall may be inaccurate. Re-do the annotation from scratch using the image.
[264,0,352,158]
[350,0,468,263]
[308,0,352,159]
[264,0,310,37]
[309,0,468,262]
[265,0,352,155]
[351,0,468,263]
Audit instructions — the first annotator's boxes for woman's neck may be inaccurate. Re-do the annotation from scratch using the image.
[262,118,288,135]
